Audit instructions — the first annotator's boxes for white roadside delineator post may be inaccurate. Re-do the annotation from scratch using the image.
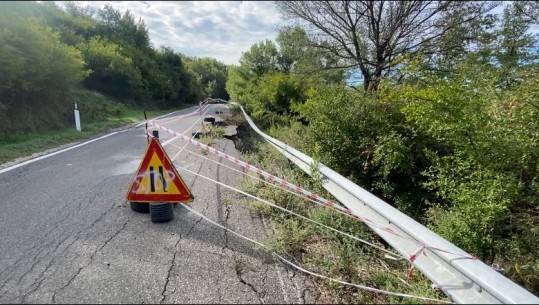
[74,102,81,132]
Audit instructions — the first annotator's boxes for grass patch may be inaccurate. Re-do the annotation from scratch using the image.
[0,89,196,165]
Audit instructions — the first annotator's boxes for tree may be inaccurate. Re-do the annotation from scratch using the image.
[184,57,229,99]
[241,40,280,78]
[226,40,279,108]
[77,36,143,102]
[0,3,89,134]
[226,28,345,125]
[495,2,538,88]
[91,4,200,106]
[95,5,150,50]
[275,26,344,84]
[62,1,95,19]
[276,1,498,92]
[154,47,184,102]
[514,1,539,24]
[275,26,309,73]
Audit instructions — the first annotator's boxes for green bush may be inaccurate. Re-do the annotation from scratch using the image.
[297,85,436,217]
[396,56,539,290]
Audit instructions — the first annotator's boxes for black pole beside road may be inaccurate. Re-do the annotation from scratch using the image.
[148,130,174,223]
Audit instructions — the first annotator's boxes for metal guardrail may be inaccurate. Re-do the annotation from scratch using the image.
[236,104,539,304]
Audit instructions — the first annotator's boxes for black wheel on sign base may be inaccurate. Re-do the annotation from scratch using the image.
[130,202,150,213]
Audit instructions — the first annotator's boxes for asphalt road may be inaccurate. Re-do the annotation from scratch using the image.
[0,105,314,304]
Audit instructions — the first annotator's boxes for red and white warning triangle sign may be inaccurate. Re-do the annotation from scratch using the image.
[126,137,193,203]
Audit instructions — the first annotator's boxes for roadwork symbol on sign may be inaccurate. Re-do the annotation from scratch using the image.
[126,137,193,203]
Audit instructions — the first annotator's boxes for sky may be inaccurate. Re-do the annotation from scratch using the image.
[65,1,283,65]
[56,1,536,68]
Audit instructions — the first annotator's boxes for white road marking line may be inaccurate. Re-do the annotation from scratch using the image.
[0,131,124,175]
[1,108,198,175]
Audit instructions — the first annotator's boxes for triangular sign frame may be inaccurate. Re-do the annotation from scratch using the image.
[126,137,194,203]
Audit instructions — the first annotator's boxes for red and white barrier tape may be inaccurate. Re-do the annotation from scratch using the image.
[147,104,211,126]
[145,121,476,262]
[147,122,362,218]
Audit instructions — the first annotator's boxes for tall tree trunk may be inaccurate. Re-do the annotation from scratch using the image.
[371,68,383,92]
[363,74,371,92]
[362,70,382,92]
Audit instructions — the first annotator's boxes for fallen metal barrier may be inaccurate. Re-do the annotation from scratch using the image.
[237,103,539,304]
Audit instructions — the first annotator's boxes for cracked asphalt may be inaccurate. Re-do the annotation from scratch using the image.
[0,105,316,304]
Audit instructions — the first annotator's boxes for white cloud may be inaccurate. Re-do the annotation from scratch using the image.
[66,1,281,65]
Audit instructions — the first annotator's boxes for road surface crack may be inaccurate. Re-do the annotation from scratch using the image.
[300,280,310,304]
[233,256,266,303]
[21,235,76,302]
[185,214,205,237]
[51,217,129,303]
[1,178,120,300]
[222,204,231,252]
[285,266,309,304]
[160,234,182,304]
[97,217,129,253]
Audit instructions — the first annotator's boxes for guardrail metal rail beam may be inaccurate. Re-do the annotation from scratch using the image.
[237,104,539,304]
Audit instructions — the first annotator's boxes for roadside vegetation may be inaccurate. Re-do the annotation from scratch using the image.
[0,90,189,163]
[226,108,447,304]
[0,2,228,164]
[226,1,539,301]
